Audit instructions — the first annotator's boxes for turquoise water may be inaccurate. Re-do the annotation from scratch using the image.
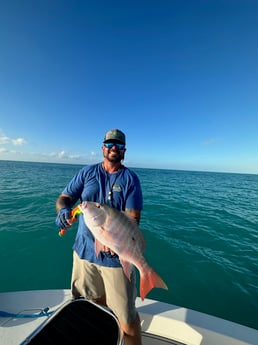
[0,160,257,329]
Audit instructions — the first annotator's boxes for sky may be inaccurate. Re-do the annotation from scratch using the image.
[0,1,258,174]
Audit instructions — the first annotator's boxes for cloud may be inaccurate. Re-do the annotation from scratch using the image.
[58,150,67,159]
[48,150,101,162]
[0,147,9,153]
[0,135,10,144]
[0,131,27,146]
[49,150,82,160]
[0,147,21,155]
[0,131,27,159]
[12,138,27,146]
[0,130,99,164]
[90,151,97,156]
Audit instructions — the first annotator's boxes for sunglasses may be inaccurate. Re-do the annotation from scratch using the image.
[104,142,125,150]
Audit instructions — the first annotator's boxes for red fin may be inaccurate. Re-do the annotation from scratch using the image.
[121,259,133,281]
[140,268,168,301]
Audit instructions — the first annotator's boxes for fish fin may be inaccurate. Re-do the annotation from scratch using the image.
[140,268,168,301]
[121,260,134,281]
[94,239,103,258]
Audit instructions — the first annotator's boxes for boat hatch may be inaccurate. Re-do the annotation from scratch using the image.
[20,298,123,345]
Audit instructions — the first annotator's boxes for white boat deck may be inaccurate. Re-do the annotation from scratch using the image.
[0,289,257,345]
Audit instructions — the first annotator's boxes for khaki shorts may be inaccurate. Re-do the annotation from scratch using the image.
[71,251,138,324]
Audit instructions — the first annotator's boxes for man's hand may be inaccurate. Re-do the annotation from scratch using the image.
[101,245,115,256]
[55,207,72,229]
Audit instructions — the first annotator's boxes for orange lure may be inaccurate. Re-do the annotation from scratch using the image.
[58,205,82,236]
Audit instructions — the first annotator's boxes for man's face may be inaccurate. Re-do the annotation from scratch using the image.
[102,142,126,163]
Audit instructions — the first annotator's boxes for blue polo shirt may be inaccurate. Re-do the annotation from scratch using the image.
[62,163,143,267]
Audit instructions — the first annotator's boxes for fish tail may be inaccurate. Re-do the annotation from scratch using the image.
[140,268,168,301]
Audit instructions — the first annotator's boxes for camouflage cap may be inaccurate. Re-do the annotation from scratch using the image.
[103,129,126,144]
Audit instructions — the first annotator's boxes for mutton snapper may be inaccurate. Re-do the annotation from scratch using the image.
[78,201,168,300]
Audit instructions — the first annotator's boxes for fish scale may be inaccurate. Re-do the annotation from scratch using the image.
[104,211,143,256]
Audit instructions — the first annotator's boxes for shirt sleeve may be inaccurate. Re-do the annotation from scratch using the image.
[125,171,143,210]
[62,167,86,201]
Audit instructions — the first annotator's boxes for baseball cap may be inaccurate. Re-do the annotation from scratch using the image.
[103,129,126,145]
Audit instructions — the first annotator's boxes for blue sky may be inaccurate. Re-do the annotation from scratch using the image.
[0,1,257,174]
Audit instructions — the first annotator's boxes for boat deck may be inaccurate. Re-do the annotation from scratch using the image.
[0,289,257,345]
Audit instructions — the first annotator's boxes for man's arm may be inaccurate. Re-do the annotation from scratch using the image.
[125,208,141,224]
[55,194,76,230]
[56,194,75,213]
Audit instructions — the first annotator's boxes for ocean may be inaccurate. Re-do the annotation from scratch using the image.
[0,160,257,330]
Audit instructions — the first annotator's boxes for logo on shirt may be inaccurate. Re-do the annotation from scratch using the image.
[112,184,121,192]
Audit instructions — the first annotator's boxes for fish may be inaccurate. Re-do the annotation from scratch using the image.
[78,201,168,300]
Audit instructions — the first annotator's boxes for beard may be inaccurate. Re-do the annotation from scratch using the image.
[104,149,124,163]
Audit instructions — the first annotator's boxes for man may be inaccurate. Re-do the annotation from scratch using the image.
[55,129,143,345]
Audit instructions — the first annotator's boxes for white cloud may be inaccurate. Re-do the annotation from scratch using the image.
[0,147,8,153]
[0,135,10,144]
[91,151,97,156]
[0,130,27,147]
[12,138,27,146]
[58,150,67,159]
[0,131,27,159]
[0,130,99,164]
